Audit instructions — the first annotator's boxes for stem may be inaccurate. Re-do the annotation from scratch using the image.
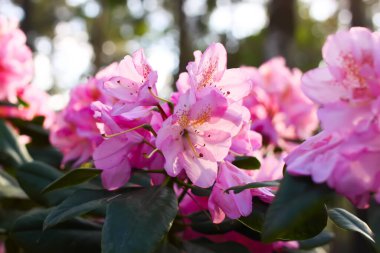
[157,103,168,120]
[102,124,147,138]
[148,87,173,104]
[143,125,158,137]
[177,185,189,204]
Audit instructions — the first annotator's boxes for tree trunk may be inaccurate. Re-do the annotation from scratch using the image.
[349,0,369,28]
[264,0,295,64]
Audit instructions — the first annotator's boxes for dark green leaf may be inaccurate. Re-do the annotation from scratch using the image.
[239,198,269,233]
[0,169,27,199]
[298,231,334,249]
[184,239,250,253]
[190,212,241,234]
[190,187,211,197]
[16,96,29,108]
[226,181,279,194]
[232,157,261,170]
[16,161,75,206]
[44,188,135,229]
[9,209,101,253]
[0,101,18,107]
[328,208,375,244]
[102,187,178,253]
[262,174,331,242]
[154,240,181,253]
[0,119,32,168]
[369,201,380,251]
[42,168,101,193]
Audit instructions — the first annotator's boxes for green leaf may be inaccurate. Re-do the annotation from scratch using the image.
[239,198,269,233]
[154,240,181,253]
[185,239,250,253]
[9,209,101,253]
[328,208,375,244]
[298,231,334,250]
[226,181,279,194]
[190,212,241,235]
[42,168,101,193]
[0,169,27,199]
[261,174,331,242]
[0,119,32,167]
[16,161,75,206]
[102,187,178,253]
[44,188,135,229]
[232,157,261,170]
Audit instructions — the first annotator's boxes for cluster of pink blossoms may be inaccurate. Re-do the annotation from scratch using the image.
[286,27,380,208]
[242,58,318,151]
[0,17,53,128]
[51,42,318,251]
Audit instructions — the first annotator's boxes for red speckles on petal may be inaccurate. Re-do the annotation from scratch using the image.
[199,60,218,89]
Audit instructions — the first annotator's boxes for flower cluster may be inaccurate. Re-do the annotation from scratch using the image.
[0,17,53,128]
[242,57,318,151]
[285,27,380,208]
[51,42,319,252]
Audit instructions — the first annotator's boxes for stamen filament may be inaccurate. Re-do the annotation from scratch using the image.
[148,87,172,104]
[102,124,147,138]
[143,148,160,159]
[185,134,200,158]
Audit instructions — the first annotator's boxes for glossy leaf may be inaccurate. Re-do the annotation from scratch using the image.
[261,174,331,242]
[42,168,101,193]
[9,209,101,253]
[328,208,375,244]
[102,187,178,253]
[225,181,279,194]
[298,231,334,249]
[0,119,32,168]
[232,157,261,170]
[239,198,269,233]
[44,188,135,229]
[0,169,27,199]
[190,212,241,235]
[16,161,74,206]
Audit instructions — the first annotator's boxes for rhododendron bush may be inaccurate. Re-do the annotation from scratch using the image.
[0,17,380,253]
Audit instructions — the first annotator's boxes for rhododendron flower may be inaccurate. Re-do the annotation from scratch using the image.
[177,43,251,102]
[0,85,54,128]
[50,63,117,167]
[302,27,378,106]
[208,161,255,223]
[286,27,380,208]
[91,100,163,190]
[286,118,380,208]
[243,58,318,150]
[156,89,244,188]
[301,27,380,132]
[230,106,262,157]
[100,49,160,117]
[0,17,33,103]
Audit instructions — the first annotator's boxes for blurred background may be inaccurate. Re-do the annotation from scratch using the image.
[0,0,377,109]
[1,1,379,253]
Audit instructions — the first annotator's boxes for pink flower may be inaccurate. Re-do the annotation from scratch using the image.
[208,161,254,223]
[0,85,54,128]
[177,43,251,102]
[100,49,159,117]
[50,80,102,167]
[50,63,117,167]
[243,58,318,150]
[302,27,378,106]
[285,116,380,208]
[0,17,33,103]
[301,27,380,133]
[230,106,262,157]
[156,89,243,188]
